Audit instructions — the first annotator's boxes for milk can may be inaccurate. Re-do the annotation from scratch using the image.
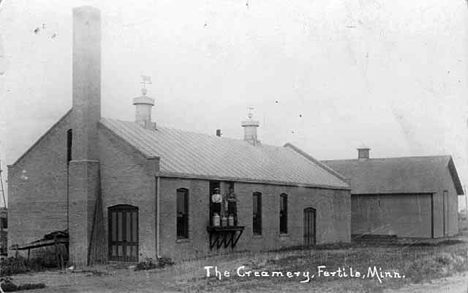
[221,215,228,227]
[212,213,220,226]
[228,214,235,226]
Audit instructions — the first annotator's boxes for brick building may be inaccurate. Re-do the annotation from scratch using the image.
[8,7,351,264]
[323,148,464,239]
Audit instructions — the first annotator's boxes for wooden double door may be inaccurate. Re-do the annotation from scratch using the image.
[108,205,139,262]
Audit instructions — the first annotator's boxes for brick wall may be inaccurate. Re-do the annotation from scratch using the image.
[7,112,72,255]
[158,178,210,260]
[159,178,350,260]
[99,125,157,262]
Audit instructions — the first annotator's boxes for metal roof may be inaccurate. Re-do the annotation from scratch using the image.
[322,156,464,195]
[100,118,349,189]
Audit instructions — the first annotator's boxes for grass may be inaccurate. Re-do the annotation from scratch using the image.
[172,238,468,292]
[0,277,46,292]
[0,256,60,277]
[5,235,468,293]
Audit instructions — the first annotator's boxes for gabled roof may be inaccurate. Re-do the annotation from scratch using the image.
[9,110,73,168]
[322,156,464,195]
[100,118,349,189]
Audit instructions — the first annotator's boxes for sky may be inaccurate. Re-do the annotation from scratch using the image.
[0,0,467,209]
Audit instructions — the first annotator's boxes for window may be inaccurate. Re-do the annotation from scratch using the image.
[67,129,73,164]
[0,217,6,229]
[280,193,288,234]
[177,188,189,239]
[253,192,262,235]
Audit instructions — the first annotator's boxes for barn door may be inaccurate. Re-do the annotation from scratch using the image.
[304,207,316,246]
[108,205,139,262]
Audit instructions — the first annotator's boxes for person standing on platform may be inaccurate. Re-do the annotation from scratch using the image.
[225,187,238,225]
[211,187,222,217]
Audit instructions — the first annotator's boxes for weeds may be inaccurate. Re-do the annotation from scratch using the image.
[0,277,45,292]
[0,256,55,277]
[134,256,175,271]
[135,258,158,271]
[75,269,110,277]
[0,257,29,277]
[157,256,175,268]
[406,239,465,247]
[397,250,468,283]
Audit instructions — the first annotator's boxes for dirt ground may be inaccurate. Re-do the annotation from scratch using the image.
[6,262,468,293]
[5,236,468,293]
[386,273,468,293]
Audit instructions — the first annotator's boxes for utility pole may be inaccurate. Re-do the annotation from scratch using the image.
[0,159,4,257]
[0,159,5,208]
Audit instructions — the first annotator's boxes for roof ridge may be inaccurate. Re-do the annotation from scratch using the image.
[322,154,463,195]
[101,117,283,149]
[323,155,452,162]
[101,117,237,140]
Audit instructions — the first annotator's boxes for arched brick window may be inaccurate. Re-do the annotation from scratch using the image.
[177,188,189,239]
[253,192,262,235]
[280,193,288,234]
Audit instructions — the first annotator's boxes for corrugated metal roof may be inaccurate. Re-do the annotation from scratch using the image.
[100,118,349,189]
[322,156,464,195]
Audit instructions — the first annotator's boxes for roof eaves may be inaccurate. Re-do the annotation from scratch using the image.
[352,191,438,195]
[157,171,351,191]
[9,109,73,169]
[283,143,349,184]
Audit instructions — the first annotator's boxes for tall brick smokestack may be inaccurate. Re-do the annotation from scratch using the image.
[69,6,101,266]
[72,6,101,159]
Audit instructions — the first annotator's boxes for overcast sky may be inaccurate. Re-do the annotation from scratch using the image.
[0,0,467,208]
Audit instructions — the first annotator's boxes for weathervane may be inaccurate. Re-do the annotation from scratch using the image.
[140,75,152,96]
[247,106,254,119]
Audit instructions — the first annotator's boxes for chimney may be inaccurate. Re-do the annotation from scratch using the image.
[69,6,102,266]
[216,129,222,137]
[72,6,101,160]
[241,109,260,145]
[133,87,156,130]
[357,147,370,159]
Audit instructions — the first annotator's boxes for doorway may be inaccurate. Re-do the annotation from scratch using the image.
[108,205,139,262]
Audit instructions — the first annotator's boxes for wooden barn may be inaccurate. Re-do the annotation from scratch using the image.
[7,7,351,265]
[323,148,464,239]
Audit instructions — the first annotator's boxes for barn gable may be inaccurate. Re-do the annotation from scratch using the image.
[322,156,464,195]
[323,154,463,238]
